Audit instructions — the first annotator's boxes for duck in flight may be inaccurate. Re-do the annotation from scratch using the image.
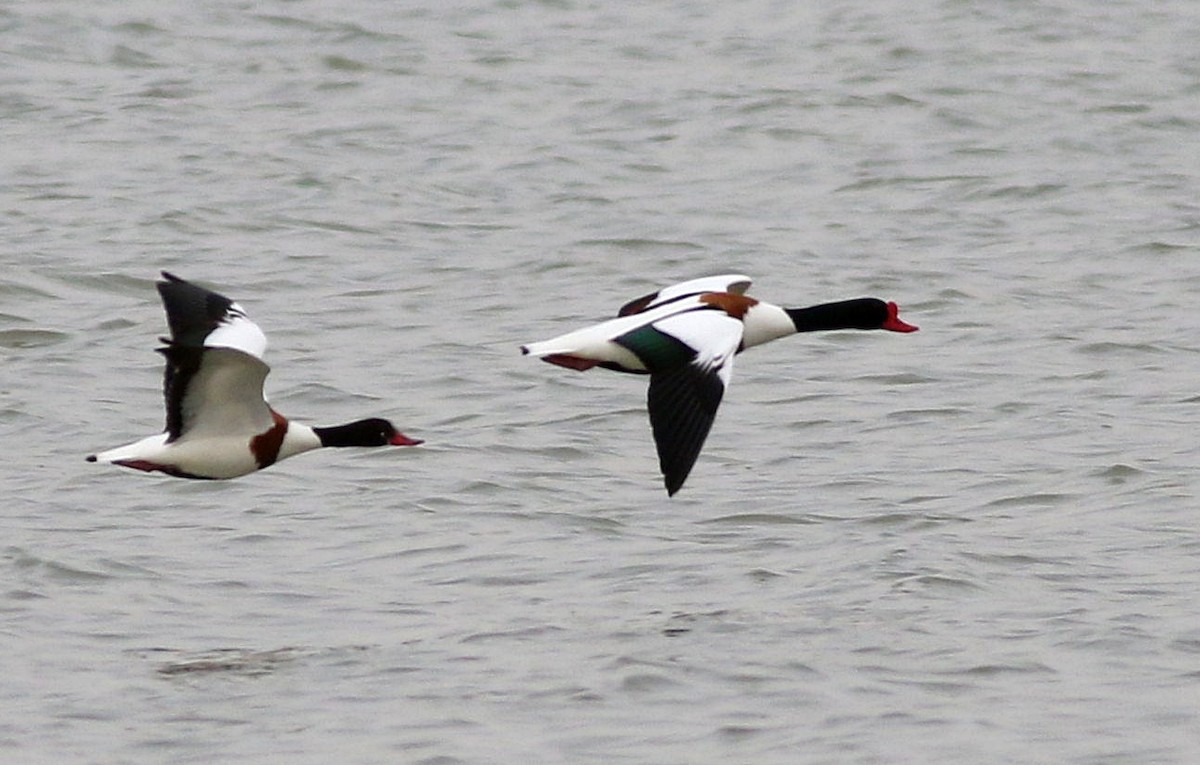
[87,272,421,479]
[521,274,918,496]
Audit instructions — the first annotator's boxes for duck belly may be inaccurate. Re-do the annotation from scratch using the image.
[521,326,647,372]
[92,433,261,479]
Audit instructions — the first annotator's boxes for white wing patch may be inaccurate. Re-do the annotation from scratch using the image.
[643,274,752,311]
[178,348,274,440]
[619,274,754,316]
[205,302,268,361]
[653,309,744,387]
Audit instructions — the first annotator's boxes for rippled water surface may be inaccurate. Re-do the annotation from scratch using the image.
[4,1,1200,763]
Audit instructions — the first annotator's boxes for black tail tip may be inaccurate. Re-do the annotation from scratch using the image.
[520,346,530,355]
[86,454,97,462]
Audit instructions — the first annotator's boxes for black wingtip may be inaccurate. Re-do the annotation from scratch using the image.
[618,291,659,317]
[648,365,725,501]
[155,273,236,349]
[663,471,686,496]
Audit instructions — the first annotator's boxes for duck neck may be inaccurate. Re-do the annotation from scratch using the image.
[312,422,369,448]
[311,419,398,448]
[277,421,322,460]
[740,302,800,349]
[784,299,883,333]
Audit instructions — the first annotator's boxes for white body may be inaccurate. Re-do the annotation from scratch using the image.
[90,285,318,478]
[521,273,916,496]
[520,275,797,370]
[90,422,322,479]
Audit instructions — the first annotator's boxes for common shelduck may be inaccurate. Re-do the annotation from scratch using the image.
[521,274,918,496]
[87,272,421,479]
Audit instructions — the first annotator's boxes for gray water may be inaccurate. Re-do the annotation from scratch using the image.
[4,1,1200,763]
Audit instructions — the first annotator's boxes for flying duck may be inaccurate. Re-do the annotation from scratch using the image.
[521,274,918,496]
[87,272,421,479]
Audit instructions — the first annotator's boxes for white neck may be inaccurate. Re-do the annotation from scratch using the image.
[740,302,797,349]
[278,422,322,461]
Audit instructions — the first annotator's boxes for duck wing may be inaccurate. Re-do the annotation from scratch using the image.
[156,273,272,442]
[618,274,753,316]
[159,347,273,442]
[640,309,743,495]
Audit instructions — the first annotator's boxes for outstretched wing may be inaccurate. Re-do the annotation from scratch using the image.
[618,274,753,317]
[155,273,272,441]
[641,309,742,495]
[161,347,273,441]
[157,272,267,358]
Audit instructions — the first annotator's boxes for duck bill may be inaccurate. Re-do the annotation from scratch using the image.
[390,432,423,446]
[882,301,919,333]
